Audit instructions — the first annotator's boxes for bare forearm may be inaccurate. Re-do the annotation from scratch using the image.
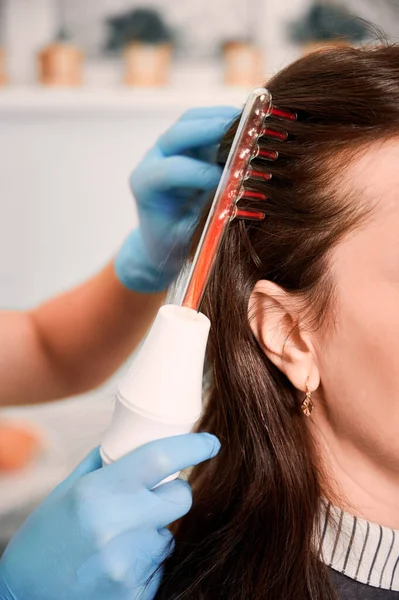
[0,263,165,406]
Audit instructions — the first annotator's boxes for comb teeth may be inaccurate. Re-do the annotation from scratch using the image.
[270,107,297,121]
[262,127,288,142]
[233,102,295,224]
[247,168,272,182]
[234,208,265,221]
[240,189,268,201]
[257,148,279,161]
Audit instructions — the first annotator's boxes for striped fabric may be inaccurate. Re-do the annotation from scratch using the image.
[319,503,399,591]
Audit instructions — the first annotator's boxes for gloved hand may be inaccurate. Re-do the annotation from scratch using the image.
[0,432,220,600]
[115,105,239,292]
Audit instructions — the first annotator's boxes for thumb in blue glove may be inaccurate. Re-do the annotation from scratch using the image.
[115,105,240,292]
[0,432,220,600]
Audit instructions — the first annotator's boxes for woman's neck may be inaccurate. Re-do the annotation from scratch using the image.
[311,414,399,529]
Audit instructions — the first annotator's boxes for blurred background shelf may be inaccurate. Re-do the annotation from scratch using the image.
[0,85,251,114]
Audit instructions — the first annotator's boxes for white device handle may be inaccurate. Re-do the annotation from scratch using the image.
[101,304,210,472]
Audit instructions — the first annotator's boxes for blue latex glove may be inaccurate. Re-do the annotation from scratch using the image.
[0,433,220,600]
[115,106,239,292]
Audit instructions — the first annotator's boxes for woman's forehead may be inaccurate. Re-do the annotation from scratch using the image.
[331,139,399,281]
[347,138,399,217]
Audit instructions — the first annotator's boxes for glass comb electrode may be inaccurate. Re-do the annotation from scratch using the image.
[180,88,273,311]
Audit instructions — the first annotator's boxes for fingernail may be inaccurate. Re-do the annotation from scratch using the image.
[201,432,221,456]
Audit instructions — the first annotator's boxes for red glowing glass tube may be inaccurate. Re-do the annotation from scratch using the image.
[257,149,279,160]
[181,88,273,311]
[241,189,268,201]
[234,209,265,221]
[262,128,288,141]
[249,169,272,181]
[270,107,297,121]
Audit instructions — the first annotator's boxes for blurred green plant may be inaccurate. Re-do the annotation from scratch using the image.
[54,26,72,43]
[105,7,173,51]
[289,2,370,44]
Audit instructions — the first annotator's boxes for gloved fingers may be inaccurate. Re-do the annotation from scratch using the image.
[174,189,213,221]
[147,156,223,193]
[72,484,179,546]
[48,447,102,498]
[103,433,220,491]
[158,526,175,548]
[157,116,238,157]
[151,478,194,528]
[132,570,165,600]
[77,528,171,589]
[72,488,170,544]
[179,105,240,121]
[165,209,204,249]
[133,570,165,600]
[142,433,220,490]
[137,107,239,164]
[144,528,175,561]
[68,447,103,479]
[124,531,173,588]
[184,142,220,165]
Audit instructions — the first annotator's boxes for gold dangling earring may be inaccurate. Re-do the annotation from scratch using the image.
[301,379,314,417]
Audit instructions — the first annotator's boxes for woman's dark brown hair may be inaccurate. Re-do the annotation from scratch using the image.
[156,45,399,600]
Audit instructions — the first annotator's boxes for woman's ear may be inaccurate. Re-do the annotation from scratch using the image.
[248,280,320,393]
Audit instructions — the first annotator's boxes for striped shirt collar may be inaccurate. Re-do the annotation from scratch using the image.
[319,502,399,591]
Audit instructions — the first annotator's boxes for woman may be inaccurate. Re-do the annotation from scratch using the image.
[156,45,399,599]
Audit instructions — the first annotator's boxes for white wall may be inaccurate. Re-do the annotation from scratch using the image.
[0,110,154,308]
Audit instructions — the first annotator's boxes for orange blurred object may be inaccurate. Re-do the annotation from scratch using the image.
[0,422,41,472]
[222,42,263,87]
[123,42,172,86]
[37,43,83,87]
[0,48,7,86]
